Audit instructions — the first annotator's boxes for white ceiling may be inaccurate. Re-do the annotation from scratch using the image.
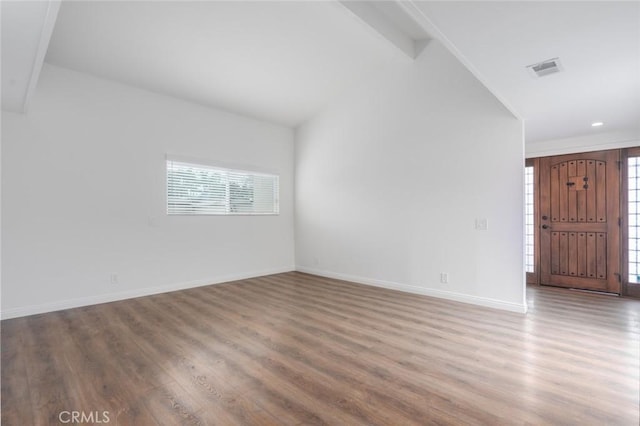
[44,0,410,127]
[414,1,640,142]
[2,1,639,143]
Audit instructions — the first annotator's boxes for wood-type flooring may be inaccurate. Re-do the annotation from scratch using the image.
[2,272,639,425]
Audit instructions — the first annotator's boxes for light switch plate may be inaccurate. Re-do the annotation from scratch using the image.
[475,218,488,231]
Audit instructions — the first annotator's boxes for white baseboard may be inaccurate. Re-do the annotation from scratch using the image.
[1,265,527,319]
[296,266,528,314]
[0,266,295,320]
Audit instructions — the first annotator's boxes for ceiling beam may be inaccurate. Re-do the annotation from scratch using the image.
[1,0,61,113]
[24,0,61,113]
[338,1,430,60]
[397,1,522,120]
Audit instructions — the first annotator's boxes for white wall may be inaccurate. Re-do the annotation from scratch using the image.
[526,130,640,158]
[1,64,295,319]
[295,40,526,313]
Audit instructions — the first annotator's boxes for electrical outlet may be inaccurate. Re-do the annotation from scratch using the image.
[440,273,449,284]
[110,274,119,284]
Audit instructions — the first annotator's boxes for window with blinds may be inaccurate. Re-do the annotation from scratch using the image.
[166,159,279,215]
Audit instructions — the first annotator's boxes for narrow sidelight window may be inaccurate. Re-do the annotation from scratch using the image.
[628,157,640,282]
[525,165,535,273]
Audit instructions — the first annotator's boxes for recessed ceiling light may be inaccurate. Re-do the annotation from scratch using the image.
[591,122,604,127]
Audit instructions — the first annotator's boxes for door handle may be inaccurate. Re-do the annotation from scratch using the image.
[542,224,549,229]
[542,215,548,220]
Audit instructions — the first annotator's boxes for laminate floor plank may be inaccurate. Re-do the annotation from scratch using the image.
[2,272,639,425]
[1,317,34,426]
[20,313,82,426]
[145,293,378,426]
[231,277,635,408]
[121,296,346,426]
[186,283,518,424]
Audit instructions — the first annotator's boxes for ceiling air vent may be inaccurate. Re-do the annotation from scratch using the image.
[527,57,563,78]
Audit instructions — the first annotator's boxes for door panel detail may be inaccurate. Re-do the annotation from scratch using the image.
[550,160,606,223]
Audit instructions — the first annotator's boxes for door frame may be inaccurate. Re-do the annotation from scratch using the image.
[530,149,629,294]
[539,150,621,293]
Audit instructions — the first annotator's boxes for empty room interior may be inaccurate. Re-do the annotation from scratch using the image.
[2,1,639,424]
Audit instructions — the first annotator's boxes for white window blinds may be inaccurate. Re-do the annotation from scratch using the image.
[167,159,279,215]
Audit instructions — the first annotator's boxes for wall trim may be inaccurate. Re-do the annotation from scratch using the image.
[526,136,640,158]
[296,266,528,314]
[0,266,295,320]
[1,264,529,319]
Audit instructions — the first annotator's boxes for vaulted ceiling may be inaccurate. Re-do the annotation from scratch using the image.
[2,1,639,143]
[45,1,413,127]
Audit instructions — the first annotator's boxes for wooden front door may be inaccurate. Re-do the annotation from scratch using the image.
[539,150,621,293]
